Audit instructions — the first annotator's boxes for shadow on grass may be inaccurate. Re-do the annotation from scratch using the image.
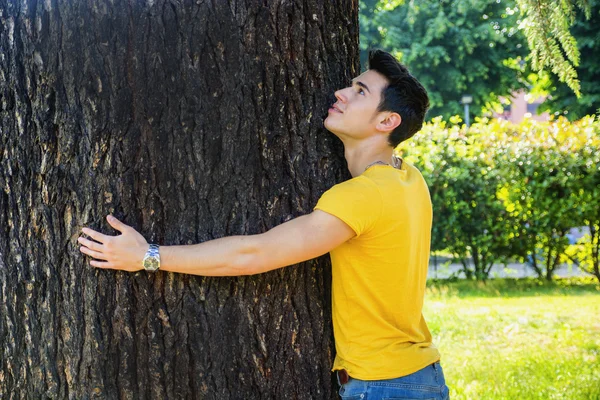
[426,276,600,299]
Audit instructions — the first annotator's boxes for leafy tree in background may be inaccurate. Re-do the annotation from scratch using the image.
[360,0,593,119]
[359,0,529,120]
[537,0,600,120]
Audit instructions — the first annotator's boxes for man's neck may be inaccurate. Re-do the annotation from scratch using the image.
[344,144,394,178]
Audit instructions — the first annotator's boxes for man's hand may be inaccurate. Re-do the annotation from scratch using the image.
[78,215,149,272]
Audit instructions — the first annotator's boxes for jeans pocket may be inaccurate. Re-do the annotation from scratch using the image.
[340,395,365,400]
[339,382,366,400]
[382,398,436,400]
[338,386,364,400]
[369,383,440,400]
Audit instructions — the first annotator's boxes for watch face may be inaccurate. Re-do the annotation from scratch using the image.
[144,257,160,271]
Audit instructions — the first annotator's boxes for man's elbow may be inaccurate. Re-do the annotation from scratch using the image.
[230,253,262,276]
[232,239,285,276]
[230,237,271,276]
[235,253,281,276]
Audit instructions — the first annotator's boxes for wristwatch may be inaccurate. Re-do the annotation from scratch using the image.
[143,244,161,272]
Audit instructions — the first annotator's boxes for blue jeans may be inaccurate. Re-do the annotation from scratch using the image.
[338,362,450,400]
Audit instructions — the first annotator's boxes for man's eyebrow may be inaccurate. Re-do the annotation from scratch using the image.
[352,80,371,93]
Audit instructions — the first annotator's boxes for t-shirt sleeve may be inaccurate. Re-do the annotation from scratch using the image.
[314,177,382,238]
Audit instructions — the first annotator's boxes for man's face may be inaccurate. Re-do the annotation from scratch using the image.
[324,69,389,141]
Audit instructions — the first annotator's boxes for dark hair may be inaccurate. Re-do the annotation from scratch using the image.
[368,50,430,147]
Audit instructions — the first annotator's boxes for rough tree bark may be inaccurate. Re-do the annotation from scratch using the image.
[0,0,358,398]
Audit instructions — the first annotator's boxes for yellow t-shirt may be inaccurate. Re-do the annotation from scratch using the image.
[314,162,440,380]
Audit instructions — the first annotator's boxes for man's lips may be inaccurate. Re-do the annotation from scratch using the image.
[328,104,343,113]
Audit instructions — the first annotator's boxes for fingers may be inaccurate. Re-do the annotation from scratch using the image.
[106,215,130,233]
[78,236,108,260]
[78,236,104,252]
[81,227,110,244]
[90,260,114,269]
[90,259,138,272]
[79,245,108,260]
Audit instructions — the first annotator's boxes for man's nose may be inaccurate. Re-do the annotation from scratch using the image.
[334,89,347,103]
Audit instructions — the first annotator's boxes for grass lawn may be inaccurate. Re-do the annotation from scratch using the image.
[424,277,600,400]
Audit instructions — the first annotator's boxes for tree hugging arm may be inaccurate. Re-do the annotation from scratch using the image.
[78,212,355,276]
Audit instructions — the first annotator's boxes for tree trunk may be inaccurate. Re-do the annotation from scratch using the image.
[0,1,359,398]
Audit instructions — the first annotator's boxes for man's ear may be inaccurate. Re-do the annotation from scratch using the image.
[376,112,402,133]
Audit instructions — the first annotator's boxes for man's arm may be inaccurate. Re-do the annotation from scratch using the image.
[78,211,355,275]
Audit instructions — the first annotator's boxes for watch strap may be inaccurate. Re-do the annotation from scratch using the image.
[143,244,161,271]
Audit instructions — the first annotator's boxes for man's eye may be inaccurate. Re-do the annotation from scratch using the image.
[358,88,365,95]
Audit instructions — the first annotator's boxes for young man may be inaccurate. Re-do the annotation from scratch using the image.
[78,50,449,400]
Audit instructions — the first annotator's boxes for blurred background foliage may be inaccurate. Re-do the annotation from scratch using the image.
[359,0,599,121]
[400,117,600,283]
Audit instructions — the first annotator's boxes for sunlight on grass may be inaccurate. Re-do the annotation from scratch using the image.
[424,278,600,399]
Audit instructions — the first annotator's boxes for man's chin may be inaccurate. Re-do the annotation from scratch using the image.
[323,118,339,136]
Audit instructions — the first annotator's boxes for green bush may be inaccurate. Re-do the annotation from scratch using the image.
[401,116,600,282]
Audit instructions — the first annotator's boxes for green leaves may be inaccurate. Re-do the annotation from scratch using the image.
[360,0,594,119]
[360,0,529,119]
[516,0,588,96]
[402,116,600,281]
[535,0,600,120]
